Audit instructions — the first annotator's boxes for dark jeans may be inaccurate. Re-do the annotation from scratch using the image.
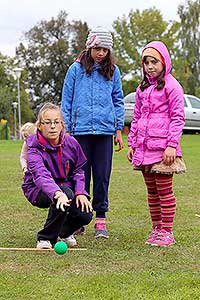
[74,135,113,215]
[35,186,93,244]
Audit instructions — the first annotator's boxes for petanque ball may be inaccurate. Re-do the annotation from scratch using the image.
[54,241,68,255]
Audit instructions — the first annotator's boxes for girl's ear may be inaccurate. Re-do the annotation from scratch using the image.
[61,121,64,130]
[35,121,41,131]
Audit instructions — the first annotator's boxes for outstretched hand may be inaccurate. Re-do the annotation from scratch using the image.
[76,195,93,213]
[54,191,72,212]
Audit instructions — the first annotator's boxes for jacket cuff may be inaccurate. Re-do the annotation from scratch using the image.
[116,127,123,131]
[167,141,178,148]
[74,191,90,198]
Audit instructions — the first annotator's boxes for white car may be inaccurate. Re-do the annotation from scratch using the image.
[124,92,200,131]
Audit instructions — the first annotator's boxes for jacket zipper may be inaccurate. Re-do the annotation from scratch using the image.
[72,110,77,133]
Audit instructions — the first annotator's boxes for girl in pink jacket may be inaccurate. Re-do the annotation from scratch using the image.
[127,41,186,247]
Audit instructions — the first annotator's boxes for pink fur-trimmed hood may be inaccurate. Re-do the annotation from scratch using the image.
[142,41,172,75]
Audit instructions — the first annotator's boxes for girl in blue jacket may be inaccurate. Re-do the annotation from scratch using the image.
[61,27,124,238]
[22,103,93,249]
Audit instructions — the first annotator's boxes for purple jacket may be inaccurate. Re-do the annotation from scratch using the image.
[128,41,185,166]
[22,130,88,205]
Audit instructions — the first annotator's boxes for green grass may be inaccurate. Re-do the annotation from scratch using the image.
[0,134,200,300]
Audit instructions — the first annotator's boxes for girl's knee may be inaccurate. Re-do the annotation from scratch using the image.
[80,211,93,225]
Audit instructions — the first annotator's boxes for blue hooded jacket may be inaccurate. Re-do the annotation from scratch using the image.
[61,62,124,135]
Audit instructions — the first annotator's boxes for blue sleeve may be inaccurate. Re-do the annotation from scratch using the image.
[112,66,124,130]
[61,63,76,132]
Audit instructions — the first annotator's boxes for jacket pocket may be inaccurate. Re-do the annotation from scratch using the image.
[147,129,168,150]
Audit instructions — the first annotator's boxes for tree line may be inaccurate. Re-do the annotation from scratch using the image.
[0,0,200,132]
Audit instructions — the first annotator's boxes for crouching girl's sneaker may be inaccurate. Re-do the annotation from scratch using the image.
[151,229,176,247]
[37,240,52,249]
[74,226,86,235]
[60,235,77,247]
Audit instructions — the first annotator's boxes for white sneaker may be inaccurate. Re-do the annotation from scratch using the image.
[61,235,77,247]
[36,240,52,249]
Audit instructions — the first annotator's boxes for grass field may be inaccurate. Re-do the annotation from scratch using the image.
[0,134,200,300]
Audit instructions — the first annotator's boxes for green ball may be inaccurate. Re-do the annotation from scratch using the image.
[54,241,68,255]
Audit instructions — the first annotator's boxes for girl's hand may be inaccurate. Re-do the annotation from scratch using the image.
[54,191,72,212]
[114,130,124,152]
[76,195,93,213]
[163,147,176,165]
[127,146,134,162]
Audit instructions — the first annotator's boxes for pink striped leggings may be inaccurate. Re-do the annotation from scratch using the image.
[142,172,176,232]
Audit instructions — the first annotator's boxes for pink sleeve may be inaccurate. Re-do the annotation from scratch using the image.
[127,91,141,147]
[20,141,28,170]
[167,86,185,148]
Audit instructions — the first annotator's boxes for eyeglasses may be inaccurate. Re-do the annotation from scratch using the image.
[40,120,62,127]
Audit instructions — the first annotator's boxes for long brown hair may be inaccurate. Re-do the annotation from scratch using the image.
[77,49,115,81]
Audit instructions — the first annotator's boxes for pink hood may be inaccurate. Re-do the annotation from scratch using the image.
[142,41,172,76]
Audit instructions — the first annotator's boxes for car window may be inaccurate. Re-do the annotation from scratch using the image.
[188,96,200,109]
[184,97,188,107]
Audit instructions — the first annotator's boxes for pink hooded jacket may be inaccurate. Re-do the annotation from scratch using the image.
[128,41,185,166]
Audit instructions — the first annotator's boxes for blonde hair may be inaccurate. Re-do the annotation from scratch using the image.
[36,102,64,128]
[20,122,36,140]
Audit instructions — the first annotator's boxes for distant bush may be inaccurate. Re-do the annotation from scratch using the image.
[0,119,10,140]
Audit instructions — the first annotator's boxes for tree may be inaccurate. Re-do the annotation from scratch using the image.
[112,8,178,95]
[16,11,89,107]
[70,21,89,59]
[0,54,17,122]
[0,53,34,135]
[176,0,200,95]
